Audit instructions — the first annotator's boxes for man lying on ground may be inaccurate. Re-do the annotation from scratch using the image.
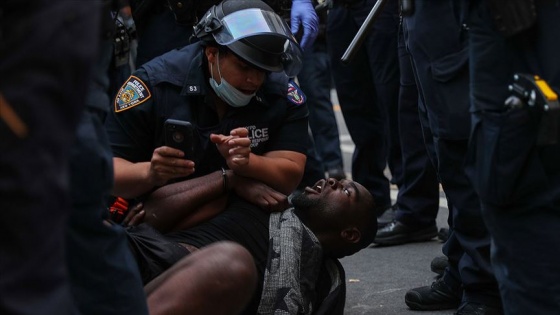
[125,176,377,315]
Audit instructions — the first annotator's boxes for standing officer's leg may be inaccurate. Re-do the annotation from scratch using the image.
[0,1,99,314]
[327,0,396,213]
[402,1,502,312]
[467,1,560,313]
[298,40,345,179]
[65,35,149,315]
[375,23,440,245]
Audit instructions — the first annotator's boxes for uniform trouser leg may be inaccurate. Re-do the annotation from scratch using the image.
[436,137,501,307]
[394,25,440,228]
[0,110,77,315]
[482,182,560,314]
[0,2,99,314]
[469,102,560,315]
[403,1,500,305]
[418,121,499,307]
[467,1,560,312]
[327,0,400,209]
[298,43,344,172]
[66,35,148,315]
[66,109,149,315]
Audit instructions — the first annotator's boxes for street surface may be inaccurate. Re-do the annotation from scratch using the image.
[331,92,455,315]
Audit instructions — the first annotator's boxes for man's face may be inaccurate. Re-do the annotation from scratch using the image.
[206,47,266,95]
[292,178,370,226]
[292,178,374,258]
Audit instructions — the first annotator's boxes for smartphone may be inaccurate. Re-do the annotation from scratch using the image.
[164,119,194,160]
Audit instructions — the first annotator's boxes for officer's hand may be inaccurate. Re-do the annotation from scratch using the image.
[148,146,195,186]
[233,175,290,213]
[291,0,319,50]
[210,127,252,170]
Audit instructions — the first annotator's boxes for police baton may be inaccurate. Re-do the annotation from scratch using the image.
[340,0,389,64]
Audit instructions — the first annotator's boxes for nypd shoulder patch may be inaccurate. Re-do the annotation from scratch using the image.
[115,76,152,112]
[287,80,306,106]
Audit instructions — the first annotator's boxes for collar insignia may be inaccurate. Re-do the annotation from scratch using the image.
[186,84,201,94]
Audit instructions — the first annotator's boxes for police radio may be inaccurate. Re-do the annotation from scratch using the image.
[113,16,136,68]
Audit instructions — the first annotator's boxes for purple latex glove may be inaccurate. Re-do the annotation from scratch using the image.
[290,0,319,50]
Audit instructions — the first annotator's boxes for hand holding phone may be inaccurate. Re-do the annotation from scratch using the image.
[164,119,194,160]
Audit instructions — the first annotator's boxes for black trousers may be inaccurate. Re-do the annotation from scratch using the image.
[0,1,99,314]
[467,1,560,313]
[403,0,501,307]
[327,0,401,210]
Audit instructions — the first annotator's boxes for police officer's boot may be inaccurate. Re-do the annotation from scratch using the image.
[405,277,462,311]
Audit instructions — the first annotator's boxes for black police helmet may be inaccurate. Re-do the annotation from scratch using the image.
[193,0,303,76]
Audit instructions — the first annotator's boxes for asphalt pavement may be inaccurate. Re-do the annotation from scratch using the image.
[341,204,453,315]
[331,93,455,315]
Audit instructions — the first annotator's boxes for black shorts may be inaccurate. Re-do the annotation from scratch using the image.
[126,223,190,284]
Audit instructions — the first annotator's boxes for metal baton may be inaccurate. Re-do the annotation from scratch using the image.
[340,0,389,64]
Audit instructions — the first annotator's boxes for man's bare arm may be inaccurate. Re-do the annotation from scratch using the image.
[142,170,228,233]
[141,170,290,233]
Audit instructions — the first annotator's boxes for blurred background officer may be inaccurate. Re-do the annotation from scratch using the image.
[327,0,402,219]
[297,0,346,188]
[401,1,503,314]
[64,1,149,314]
[0,1,99,314]
[374,18,440,246]
[466,1,560,314]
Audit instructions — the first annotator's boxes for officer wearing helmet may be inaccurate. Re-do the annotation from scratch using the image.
[105,0,309,207]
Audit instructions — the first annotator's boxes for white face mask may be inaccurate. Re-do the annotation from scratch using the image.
[209,52,255,107]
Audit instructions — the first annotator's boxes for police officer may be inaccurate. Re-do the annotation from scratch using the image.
[401,1,502,314]
[65,1,149,314]
[0,1,100,314]
[298,1,346,186]
[105,0,309,204]
[374,18,441,246]
[122,0,320,195]
[130,0,319,67]
[327,0,402,217]
[466,1,560,314]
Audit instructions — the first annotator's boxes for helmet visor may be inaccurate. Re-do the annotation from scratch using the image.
[213,9,303,77]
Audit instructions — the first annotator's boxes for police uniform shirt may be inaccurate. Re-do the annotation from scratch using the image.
[105,41,309,181]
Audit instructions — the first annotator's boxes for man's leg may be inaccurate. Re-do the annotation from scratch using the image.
[146,241,258,315]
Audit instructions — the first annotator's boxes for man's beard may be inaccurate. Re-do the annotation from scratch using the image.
[291,192,329,222]
[291,191,317,209]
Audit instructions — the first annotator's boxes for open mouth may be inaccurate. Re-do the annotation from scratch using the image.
[304,179,326,194]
